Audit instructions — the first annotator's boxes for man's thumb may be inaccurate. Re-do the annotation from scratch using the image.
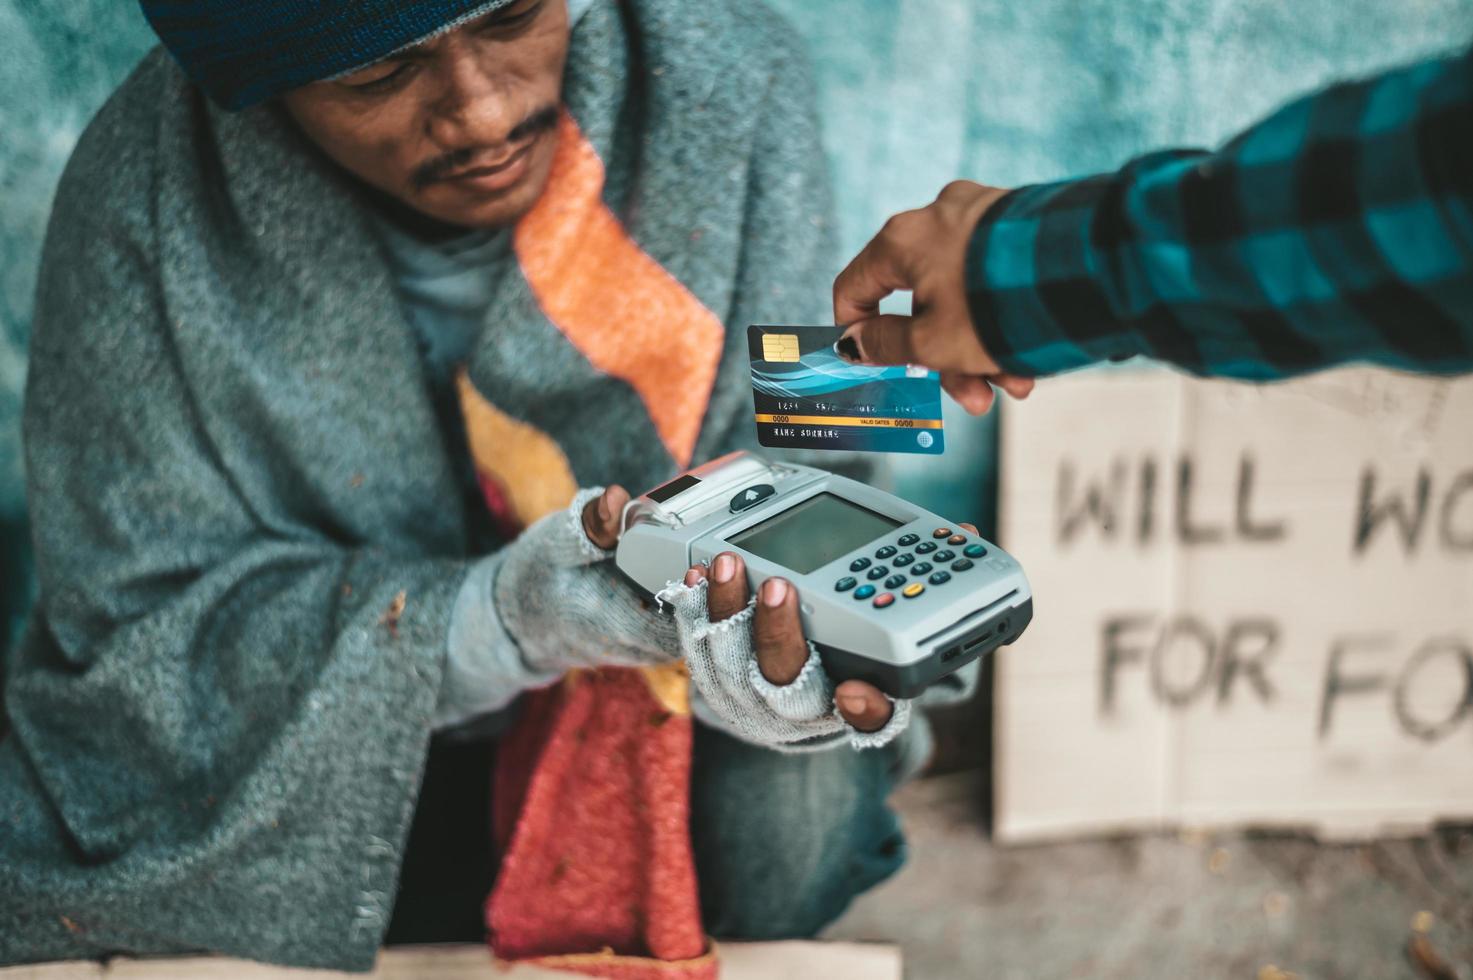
[581,484,629,551]
[834,680,894,733]
[836,314,917,367]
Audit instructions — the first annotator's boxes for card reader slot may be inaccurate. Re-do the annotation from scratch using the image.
[942,627,998,664]
[920,589,1019,649]
[816,595,1032,699]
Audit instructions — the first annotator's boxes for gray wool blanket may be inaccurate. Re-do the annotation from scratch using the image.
[0,0,846,968]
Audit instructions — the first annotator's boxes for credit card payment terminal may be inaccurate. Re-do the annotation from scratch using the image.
[615,452,1032,698]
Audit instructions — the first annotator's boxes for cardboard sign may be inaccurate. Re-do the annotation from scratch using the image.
[996,368,1473,841]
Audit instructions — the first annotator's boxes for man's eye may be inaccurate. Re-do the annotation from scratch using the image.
[480,0,544,33]
[343,62,414,93]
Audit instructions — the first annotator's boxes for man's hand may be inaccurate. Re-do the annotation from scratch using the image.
[492,484,686,679]
[833,180,1036,416]
[681,553,895,732]
[582,485,895,730]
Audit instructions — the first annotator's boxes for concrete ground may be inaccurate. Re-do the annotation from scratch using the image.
[826,770,1473,980]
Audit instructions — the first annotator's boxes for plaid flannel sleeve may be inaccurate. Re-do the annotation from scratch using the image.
[965,45,1473,380]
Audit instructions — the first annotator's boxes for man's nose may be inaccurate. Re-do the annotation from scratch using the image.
[426,45,519,147]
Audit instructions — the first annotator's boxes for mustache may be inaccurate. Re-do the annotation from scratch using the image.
[411,104,561,191]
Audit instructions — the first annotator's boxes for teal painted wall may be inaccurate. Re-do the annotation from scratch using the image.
[1,1,1468,659]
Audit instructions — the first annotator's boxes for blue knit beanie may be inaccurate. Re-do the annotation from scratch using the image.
[139,0,518,110]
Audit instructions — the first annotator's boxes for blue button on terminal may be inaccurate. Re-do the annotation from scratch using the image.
[854,584,876,600]
[963,543,987,558]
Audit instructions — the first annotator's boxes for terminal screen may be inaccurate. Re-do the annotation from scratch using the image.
[727,493,901,574]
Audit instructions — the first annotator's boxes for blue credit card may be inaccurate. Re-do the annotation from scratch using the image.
[747,325,944,455]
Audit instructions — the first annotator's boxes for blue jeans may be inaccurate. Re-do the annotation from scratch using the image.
[689,721,910,940]
[385,720,911,944]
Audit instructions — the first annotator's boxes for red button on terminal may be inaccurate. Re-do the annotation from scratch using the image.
[872,593,895,609]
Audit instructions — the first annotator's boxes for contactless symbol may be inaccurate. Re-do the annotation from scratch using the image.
[761,333,800,362]
[917,431,934,449]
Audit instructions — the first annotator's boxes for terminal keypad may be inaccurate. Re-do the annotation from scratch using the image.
[833,530,988,606]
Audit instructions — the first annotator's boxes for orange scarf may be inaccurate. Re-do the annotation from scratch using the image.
[458,112,723,979]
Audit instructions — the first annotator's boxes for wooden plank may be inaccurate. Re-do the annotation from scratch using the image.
[0,942,902,980]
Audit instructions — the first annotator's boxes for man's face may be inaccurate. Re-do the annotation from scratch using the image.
[282,0,569,229]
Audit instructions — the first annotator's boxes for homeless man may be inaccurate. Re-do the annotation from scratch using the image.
[1,0,975,969]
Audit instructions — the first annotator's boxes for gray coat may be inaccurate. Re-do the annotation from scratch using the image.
[0,0,839,968]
